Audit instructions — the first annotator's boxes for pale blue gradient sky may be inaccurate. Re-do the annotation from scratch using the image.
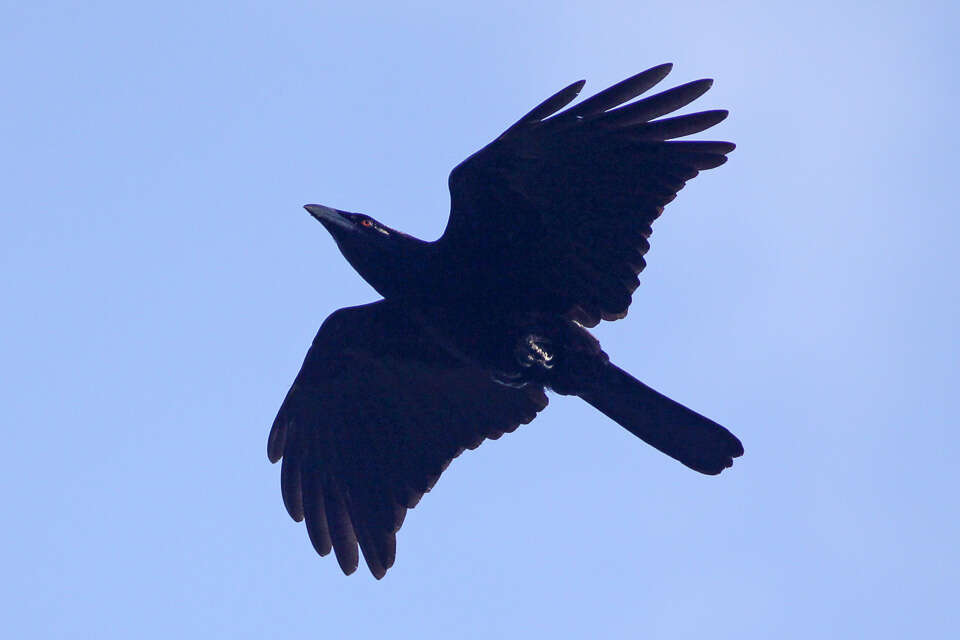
[3,1,958,637]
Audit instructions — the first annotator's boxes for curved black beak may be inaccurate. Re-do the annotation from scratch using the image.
[304,204,354,231]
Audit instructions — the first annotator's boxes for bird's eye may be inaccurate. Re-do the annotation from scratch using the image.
[361,219,373,228]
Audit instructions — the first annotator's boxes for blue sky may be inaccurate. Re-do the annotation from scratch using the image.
[3,1,958,637]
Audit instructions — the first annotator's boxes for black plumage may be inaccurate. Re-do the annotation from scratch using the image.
[268,64,744,579]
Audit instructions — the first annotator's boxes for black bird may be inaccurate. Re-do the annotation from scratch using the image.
[268,63,744,579]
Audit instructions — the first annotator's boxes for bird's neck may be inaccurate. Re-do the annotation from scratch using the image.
[350,238,442,301]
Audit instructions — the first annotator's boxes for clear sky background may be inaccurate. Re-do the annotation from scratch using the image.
[3,1,958,637]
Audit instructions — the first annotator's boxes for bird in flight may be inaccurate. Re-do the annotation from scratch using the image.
[268,63,744,579]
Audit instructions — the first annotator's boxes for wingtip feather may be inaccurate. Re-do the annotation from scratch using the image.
[631,109,730,141]
[267,414,286,463]
[503,79,587,135]
[557,63,676,121]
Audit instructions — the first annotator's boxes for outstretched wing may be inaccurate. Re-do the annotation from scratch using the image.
[267,300,548,579]
[440,63,734,326]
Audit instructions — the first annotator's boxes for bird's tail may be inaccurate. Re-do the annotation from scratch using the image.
[578,363,743,475]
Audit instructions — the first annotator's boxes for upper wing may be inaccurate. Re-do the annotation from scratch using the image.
[440,63,734,327]
[267,300,548,579]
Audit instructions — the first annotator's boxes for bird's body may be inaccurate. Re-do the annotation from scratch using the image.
[269,64,744,579]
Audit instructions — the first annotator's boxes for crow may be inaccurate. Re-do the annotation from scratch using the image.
[268,63,744,579]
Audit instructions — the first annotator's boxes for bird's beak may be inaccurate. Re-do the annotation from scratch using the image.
[304,204,354,231]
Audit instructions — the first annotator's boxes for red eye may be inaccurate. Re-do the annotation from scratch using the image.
[361,219,373,228]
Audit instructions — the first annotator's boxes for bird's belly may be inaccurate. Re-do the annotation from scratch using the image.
[405,302,607,393]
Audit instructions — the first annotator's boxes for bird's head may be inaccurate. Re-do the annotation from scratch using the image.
[304,204,432,298]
